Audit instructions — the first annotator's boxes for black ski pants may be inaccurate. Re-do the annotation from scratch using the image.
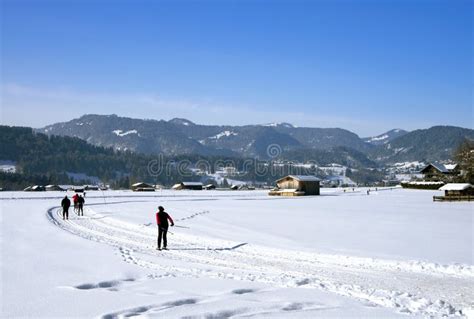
[158,226,168,248]
[62,207,69,220]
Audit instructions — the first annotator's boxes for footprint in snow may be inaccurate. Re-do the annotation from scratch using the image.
[101,298,199,319]
[232,288,256,295]
[74,278,135,291]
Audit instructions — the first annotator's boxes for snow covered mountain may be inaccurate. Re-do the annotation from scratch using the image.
[363,129,408,145]
[38,115,473,163]
[369,126,474,163]
[38,114,371,158]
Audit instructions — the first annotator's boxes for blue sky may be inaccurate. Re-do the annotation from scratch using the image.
[1,0,472,136]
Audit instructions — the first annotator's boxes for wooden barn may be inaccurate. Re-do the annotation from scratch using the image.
[172,182,203,190]
[269,175,320,196]
[434,183,474,201]
[131,182,155,192]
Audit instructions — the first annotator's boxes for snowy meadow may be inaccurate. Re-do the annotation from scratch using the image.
[1,188,473,318]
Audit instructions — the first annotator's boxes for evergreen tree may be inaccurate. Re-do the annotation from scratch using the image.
[454,139,474,183]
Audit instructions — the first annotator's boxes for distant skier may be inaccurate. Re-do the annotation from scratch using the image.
[77,195,85,216]
[155,206,174,251]
[61,196,71,220]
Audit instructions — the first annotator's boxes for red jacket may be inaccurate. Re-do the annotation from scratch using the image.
[156,211,174,227]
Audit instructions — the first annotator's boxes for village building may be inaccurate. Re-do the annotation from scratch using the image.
[419,163,459,181]
[24,185,46,192]
[269,175,320,196]
[131,182,155,192]
[172,182,203,190]
[84,185,100,191]
[434,183,474,201]
[45,184,66,191]
[230,184,255,190]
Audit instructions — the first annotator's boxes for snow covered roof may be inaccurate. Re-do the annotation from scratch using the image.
[444,164,458,170]
[403,181,444,185]
[181,182,203,186]
[132,182,153,187]
[277,175,320,183]
[439,183,473,191]
[420,163,458,174]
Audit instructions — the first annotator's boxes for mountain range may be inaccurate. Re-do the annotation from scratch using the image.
[362,129,408,145]
[38,114,474,165]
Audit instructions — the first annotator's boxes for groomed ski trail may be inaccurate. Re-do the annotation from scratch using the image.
[47,205,474,317]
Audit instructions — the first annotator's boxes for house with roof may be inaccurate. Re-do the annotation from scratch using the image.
[131,182,155,192]
[434,183,474,201]
[172,182,203,190]
[45,184,66,191]
[24,185,46,192]
[419,163,459,181]
[439,183,474,196]
[269,175,320,196]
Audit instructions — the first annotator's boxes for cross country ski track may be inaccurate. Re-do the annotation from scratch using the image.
[46,203,474,318]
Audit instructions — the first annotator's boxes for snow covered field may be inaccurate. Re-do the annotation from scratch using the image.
[1,188,473,318]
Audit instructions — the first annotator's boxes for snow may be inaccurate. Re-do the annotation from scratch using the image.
[1,188,473,317]
[444,164,458,170]
[369,134,389,142]
[323,175,357,186]
[208,130,238,139]
[318,164,347,175]
[262,122,294,128]
[0,160,16,173]
[392,161,425,169]
[263,123,281,127]
[206,172,248,186]
[112,129,139,137]
[404,181,445,185]
[181,182,203,186]
[439,183,472,191]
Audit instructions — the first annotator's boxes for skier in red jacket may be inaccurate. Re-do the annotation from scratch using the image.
[72,193,79,213]
[156,206,174,250]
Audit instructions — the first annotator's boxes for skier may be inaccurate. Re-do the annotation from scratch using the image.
[155,206,174,251]
[72,193,79,213]
[61,196,71,220]
[77,195,85,216]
